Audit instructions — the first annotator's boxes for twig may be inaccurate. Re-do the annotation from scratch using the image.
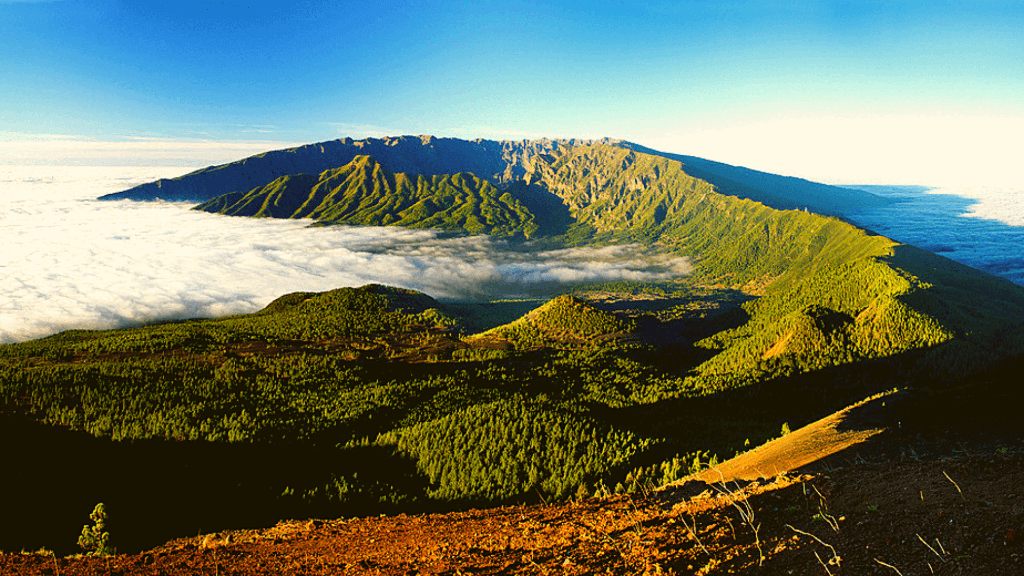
[874,558,905,576]
[814,550,833,576]
[786,525,841,567]
[48,550,60,576]
[626,499,646,543]
[570,519,632,565]
[680,512,710,556]
[943,471,963,499]
[752,521,764,566]
[709,465,765,566]
[812,485,840,533]
[534,487,549,506]
[725,517,737,540]
[917,533,946,562]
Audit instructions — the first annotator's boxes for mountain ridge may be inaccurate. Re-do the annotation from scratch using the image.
[194,155,544,237]
[99,135,887,216]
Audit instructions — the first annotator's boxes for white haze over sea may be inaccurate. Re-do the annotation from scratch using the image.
[1,166,692,344]
[847,184,1024,285]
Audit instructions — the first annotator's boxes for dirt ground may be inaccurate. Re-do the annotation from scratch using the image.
[4,452,1023,575]
[4,389,1022,575]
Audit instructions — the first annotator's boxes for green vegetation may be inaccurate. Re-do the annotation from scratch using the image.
[0,284,454,362]
[8,141,1024,556]
[472,295,637,349]
[379,397,648,502]
[195,155,544,238]
[77,503,113,556]
[522,145,896,290]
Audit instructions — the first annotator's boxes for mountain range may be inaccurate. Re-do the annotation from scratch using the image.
[3,135,1023,564]
[101,135,888,216]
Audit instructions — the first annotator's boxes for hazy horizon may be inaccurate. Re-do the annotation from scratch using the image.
[2,1,1022,186]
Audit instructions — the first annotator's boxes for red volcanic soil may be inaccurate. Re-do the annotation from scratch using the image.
[4,389,1023,575]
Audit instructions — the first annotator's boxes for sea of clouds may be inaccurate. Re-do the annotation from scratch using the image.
[5,166,1024,345]
[847,184,1024,285]
[0,166,692,343]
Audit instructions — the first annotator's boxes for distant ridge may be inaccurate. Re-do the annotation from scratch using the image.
[99,135,601,203]
[621,141,891,214]
[99,135,887,216]
[194,155,542,237]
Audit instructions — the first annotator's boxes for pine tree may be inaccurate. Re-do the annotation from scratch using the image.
[77,503,114,556]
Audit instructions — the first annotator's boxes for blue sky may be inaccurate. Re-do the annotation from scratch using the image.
[1,0,1022,184]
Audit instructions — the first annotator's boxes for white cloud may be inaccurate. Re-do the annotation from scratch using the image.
[0,133,301,167]
[847,183,1024,284]
[650,114,1024,187]
[323,123,411,139]
[0,166,691,343]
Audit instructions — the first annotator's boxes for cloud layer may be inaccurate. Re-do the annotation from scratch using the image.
[1,166,691,343]
[848,184,1024,285]
[0,134,299,167]
[8,167,1021,345]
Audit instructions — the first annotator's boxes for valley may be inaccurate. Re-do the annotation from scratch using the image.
[3,136,1024,574]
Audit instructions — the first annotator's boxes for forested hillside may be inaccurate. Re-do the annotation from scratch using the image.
[469,295,637,349]
[7,137,1024,555]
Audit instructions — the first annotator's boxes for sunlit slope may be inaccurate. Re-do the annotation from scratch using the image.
[98,136,885,217]
[195,155,542,237]
[197,142,1024,386]
[687,240,1024,392]
[520,145,1024,387]
[467,295,637,349]
[0,284,456,368]
[527,144,893,287]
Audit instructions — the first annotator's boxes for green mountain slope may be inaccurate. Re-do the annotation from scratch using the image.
[621,141,890,215]
[8,136,1024,556]
[521,144,890,288]
[194,155,542,237]
[488,143,1024,390]
[100,135,886,216]
[0,284,457,365]
[468,295,637,350]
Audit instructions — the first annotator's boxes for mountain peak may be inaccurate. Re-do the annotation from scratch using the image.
[194,154,542,237]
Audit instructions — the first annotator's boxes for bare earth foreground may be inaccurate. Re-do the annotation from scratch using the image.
[4,390,1023,576]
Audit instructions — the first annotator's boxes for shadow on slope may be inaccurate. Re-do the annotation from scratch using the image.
[601,312,1024,486]
[0,416,432,556]
[621,142,892,215]
[99,136,609,203]
[884,243,1024,336]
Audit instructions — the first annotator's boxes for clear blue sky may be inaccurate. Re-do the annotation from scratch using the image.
[2,0,1023,183]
